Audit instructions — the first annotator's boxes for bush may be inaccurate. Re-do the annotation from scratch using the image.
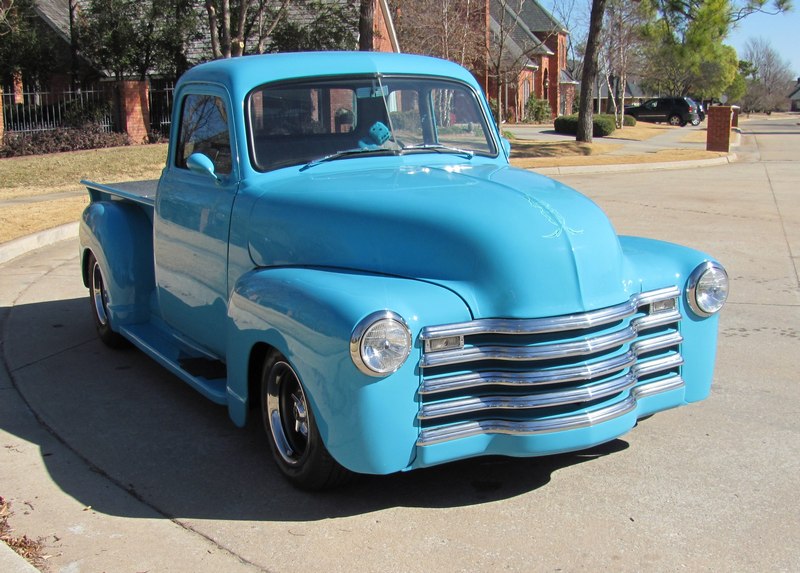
[553,114,617,137]
[596,113,636,127]
[524,96,551,123]
[0,124,130,158]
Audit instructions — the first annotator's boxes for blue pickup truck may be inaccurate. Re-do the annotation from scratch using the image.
[80,52,728,489]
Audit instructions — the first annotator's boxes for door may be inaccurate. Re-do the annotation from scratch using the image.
[154,88,239,357]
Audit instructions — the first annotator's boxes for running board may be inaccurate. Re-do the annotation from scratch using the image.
[120,323,228,404]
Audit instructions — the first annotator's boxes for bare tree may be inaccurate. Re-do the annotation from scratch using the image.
[392,0,484,67]
[0,1,15,36]
[205,0,291,58]
[743,37,795,111]
[600,0,651,127]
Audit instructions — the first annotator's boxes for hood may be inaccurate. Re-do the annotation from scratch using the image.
[247,163,630,319]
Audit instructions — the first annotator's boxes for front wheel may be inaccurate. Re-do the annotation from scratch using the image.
[261,351,352,490]
[87,252,128,348]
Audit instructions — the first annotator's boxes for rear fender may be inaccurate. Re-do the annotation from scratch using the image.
[79,201,155,326]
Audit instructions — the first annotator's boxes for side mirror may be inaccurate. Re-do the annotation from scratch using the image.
[186,153,219,182]
[500,137,511,157]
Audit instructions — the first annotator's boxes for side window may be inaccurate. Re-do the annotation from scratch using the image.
[176,94,232,175]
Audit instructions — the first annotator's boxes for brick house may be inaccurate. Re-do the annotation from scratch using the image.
[790,78,800,112]
[483,0,576,122]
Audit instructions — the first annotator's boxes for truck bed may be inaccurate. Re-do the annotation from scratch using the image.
[82,179,159,208]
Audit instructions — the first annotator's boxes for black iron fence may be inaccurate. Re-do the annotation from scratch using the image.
[1,85,115,135]
[149,79,176,138]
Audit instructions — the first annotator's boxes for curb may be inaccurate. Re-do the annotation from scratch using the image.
[0,543,40,573]
[531,153,737,176]
[0,222,79,266]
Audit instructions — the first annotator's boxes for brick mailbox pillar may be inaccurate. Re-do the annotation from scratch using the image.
[116,80,150,144]
[706,105,733,152]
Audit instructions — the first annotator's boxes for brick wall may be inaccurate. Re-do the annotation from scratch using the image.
[706,106,732,152]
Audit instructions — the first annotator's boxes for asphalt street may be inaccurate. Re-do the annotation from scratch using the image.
[1,116,798,572]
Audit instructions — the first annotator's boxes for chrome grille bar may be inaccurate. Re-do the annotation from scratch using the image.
[420,351,637,395]
[417,375,685,446]
[418,353,684,420]
[420,331,683,395]
[420,324,638,368]
[420,286,680,340]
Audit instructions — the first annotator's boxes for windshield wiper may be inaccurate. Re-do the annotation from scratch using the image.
[399,144,474,159]
[299,147,397,172]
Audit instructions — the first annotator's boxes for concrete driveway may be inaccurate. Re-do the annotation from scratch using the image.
[1,116,798,572]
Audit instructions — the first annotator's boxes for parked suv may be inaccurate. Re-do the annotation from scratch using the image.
[625,97,700,126]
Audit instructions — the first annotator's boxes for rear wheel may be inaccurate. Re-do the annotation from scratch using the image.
[261,351,352,490]
[87,252,128,348]
[668,114,684,126]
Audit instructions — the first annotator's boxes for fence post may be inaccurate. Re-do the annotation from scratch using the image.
[0,88,5,143]
[116,80,150,144]
[706,105,733,153]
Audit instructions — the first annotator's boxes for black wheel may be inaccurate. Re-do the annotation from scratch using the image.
[668,114,685,126]
[691,118,700,126]
[87,252,128,348]
[261,351,352,490]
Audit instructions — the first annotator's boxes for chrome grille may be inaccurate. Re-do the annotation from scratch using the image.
[417,287,684,446]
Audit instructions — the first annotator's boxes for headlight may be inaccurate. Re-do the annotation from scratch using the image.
[687,261,729,317]
[350,311,412,376]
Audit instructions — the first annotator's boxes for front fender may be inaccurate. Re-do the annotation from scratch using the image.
[621,235,723,403]
[225,267,473,475]
[79,201,155,326]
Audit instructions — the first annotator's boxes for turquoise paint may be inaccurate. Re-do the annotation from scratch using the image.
[79,52,726,477]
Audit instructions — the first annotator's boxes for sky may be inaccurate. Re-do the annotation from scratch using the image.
[727,8,800,78]
[538,1,800,78]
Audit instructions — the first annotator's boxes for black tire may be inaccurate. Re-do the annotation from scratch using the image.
[668,114,685,126]
[87,252,128,349]
[691,118,700,126]
[261,351,352,490]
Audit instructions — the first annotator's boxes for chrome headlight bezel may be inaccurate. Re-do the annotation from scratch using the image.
[350,311,412,377]
[686,261,729,317]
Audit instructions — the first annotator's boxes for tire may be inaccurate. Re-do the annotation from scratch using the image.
[668,114,685,126]
[261,351,352,490]
[691,118,700,126]
[87,252,128,349]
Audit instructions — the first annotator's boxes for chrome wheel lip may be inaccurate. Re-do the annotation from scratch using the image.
[266,361,309,466]
[91,260,109,326]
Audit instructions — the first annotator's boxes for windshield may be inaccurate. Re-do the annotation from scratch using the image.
[247,75,497,172]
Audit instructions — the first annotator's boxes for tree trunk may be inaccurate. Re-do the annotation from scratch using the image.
[359,0,374,51]
[577,0,608,143]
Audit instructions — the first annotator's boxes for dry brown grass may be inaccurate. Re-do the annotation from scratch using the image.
[0,144,166,243]
[511,148,726,169]
[604,122,676,141]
